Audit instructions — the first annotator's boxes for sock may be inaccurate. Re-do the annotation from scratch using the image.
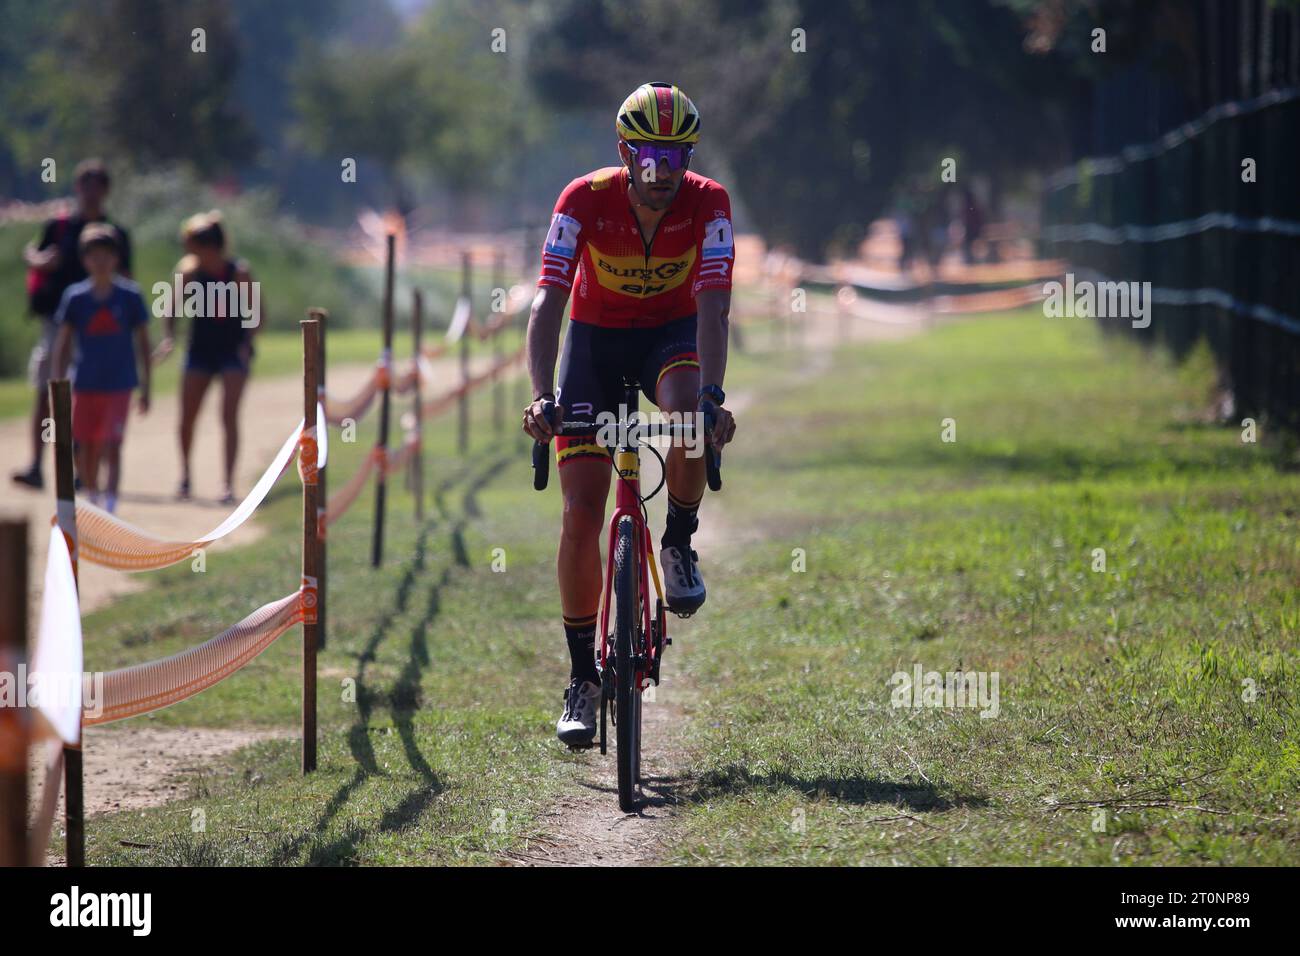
[564,613,599,685]
[661,491,701,549]
[104,492,117,514]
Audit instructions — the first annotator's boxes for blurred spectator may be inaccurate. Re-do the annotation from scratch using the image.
[48,224,150,515]
[13,159,132,491]
[895,191,919,275]
[918,184,950,276]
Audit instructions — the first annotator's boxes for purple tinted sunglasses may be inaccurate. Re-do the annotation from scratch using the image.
[626,142,694,173]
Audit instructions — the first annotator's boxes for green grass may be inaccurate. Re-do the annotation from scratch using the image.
[669,310,1300,865]
[70,304,1300,866]
[81,360,572,865]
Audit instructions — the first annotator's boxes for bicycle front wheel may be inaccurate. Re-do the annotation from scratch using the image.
[613,514,642,813]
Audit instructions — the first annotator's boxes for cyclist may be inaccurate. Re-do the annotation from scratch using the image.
[521,82,737,746]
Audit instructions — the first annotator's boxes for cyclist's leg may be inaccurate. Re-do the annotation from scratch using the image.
[556,321,615,686]
[643,316,705,546]
[643,317,708,614]
[558,460,610,679]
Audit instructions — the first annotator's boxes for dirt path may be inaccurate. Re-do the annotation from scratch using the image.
[504,678,696,866]
[505,297,929,866]
[34,725,293,865]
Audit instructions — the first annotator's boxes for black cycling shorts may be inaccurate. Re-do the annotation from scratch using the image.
[555,314,699,467]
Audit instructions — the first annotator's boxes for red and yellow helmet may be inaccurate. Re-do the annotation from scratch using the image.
[615,82,701,144]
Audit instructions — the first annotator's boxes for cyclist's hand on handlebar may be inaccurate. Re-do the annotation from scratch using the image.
[699,399,736,449]
[523,398,562,443]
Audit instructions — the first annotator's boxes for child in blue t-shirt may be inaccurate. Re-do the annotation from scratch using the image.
[50,223,151,513]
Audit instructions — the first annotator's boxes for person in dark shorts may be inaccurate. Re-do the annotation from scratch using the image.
[521,83,738,747]
[154,211,257,504]
[12,159,132,490]
[49,224,151,514]
[552,315,702,466]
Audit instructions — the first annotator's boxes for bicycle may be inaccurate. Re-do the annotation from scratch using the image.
[531,377,721,812]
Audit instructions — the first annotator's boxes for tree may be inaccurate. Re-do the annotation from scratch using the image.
[18,0,254,179]
[292,0,537,213]
[529,0,1078,259]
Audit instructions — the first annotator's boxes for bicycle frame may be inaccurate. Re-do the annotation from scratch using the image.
[597,382,666,688]
[529,380,719,796]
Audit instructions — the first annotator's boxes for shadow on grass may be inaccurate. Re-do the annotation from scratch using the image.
[683,763,989,813]
[270,450,514,865]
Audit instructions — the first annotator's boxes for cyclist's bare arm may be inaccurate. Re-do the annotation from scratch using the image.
[695,288,736,447]
[524,283,570,441]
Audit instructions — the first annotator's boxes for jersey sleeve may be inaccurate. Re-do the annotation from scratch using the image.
[52,286,77,327]
[693,182,735,295]
[538,177,590,292]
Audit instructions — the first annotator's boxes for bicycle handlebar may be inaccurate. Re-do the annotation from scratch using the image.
[530,401,722,492]
[531,402,556,490]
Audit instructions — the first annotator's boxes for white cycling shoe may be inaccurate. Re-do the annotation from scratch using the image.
[660,545,706,617]
[556,678,601,747]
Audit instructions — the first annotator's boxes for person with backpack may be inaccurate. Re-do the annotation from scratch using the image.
[12,159,132,491]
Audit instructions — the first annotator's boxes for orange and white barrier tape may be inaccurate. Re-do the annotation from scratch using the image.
[391,363,419,394]
[324,355,439,422]
[382,431,420,477]
[445,296,472,344]
[324,447,380,526]
[83,589,308,726]
[315,401,329,469]
[22,527,83,865]
[418,344,524,418]
[68,409,325,572]
[30,526,83,745]
[324,368,380,424]
[322,424,421,527]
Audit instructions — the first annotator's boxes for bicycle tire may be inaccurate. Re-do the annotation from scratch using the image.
[613,514,642,812]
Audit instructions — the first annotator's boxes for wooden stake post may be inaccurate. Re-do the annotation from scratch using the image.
[301,318,321,774]
[0,519,29,867]
[458,252,471,456]
[411,289,425,521]
[309,307,328,652]
[492,250,505,435]
[372,234,395,568]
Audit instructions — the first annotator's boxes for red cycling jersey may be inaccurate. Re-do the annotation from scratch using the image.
[538,166,735,329]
